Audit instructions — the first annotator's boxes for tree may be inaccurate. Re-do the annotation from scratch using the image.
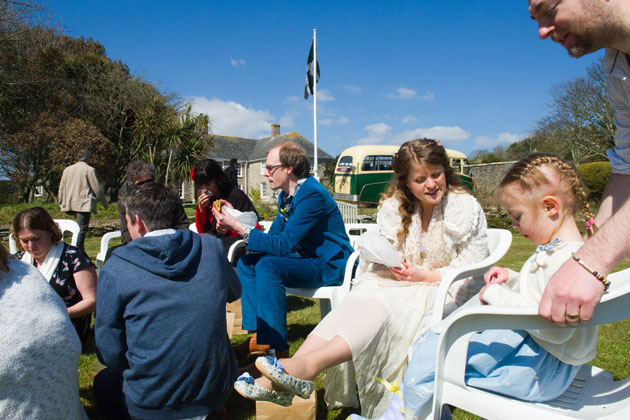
[529,57,614,164]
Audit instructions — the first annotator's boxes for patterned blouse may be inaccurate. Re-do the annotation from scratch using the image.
[18,243,94,308]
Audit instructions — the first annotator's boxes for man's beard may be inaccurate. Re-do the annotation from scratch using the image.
[564,2,624,58]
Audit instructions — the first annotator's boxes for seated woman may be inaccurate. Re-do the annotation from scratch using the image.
[234,138,489,417]
[192,158,260,257]
[12,207,97,344]
[0,244,88,419]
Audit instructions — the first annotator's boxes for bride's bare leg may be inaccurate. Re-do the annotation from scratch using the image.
[292,333,329,357]
[256,335,352,389]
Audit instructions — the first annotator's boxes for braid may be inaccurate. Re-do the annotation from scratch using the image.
[500,153,597,237]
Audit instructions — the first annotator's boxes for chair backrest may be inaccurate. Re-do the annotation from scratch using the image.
[8,218,80,254]
[345,223,378,248]
[95,230,122,270]
[430,228,513,329]
[189,223,198,233]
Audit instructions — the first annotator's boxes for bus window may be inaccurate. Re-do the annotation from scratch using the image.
[337,156,353,173]
[362,155,378,171]
[450,159,462,174]
[378,155,393,171]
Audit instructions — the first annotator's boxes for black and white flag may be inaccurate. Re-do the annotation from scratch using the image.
[304,41,320,99]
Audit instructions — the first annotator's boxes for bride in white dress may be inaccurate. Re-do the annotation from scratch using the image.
[235,138,489,417]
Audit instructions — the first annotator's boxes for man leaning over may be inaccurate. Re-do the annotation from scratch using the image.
[529,0,630,324]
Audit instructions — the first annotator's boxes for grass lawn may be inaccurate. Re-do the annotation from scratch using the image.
[3,227,629,419]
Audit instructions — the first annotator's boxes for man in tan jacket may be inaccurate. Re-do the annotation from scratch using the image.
[58,149,108,251]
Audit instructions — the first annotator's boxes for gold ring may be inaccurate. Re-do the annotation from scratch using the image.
[566,313,580,320]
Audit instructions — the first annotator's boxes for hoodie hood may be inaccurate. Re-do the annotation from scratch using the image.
[112,229,201,280]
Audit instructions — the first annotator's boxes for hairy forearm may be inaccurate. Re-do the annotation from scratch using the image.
[578,195,630,274]
[593,174,630,227]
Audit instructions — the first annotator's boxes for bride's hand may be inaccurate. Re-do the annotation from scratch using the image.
[389,261,432,282]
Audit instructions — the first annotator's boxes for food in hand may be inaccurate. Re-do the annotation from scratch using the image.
[213,200,222,211]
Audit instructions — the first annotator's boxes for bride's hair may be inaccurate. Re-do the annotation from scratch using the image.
[382,138,463,245]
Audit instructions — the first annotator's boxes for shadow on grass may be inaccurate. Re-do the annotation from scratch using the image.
[287,295,316,312]
[288,322,319,341]
[317,388,361,420]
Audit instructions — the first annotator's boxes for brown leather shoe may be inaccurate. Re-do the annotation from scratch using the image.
[247,333,271,356]
[232,333,271,358]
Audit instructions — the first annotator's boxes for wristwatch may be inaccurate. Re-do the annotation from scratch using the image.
[243,227,252,244]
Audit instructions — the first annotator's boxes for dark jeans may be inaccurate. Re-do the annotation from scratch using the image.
[67,211,90,251]
[93,368,133,420]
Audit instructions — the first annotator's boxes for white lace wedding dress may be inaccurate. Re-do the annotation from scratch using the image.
[310,190,489,417]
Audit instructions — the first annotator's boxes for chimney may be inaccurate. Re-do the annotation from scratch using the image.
[271,124,280,137]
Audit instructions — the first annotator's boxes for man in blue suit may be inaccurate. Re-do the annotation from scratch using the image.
[214,142,353,355]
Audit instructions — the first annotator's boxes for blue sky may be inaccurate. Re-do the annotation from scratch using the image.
[47,0,602,158]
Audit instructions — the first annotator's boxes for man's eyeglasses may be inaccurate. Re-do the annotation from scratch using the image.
[265,164,286,174]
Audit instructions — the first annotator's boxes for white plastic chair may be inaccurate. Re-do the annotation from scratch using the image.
[9,218,80,254]
[286,250,360,318]
[95,230,122,270]
[430,228,513,329]
[426,268,630,420]
[284,223,375,318]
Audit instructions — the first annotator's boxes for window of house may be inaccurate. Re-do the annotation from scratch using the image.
[261,182,268,199]
[237,163,243,177]
[260,161,266,175]
[34,185,44,197]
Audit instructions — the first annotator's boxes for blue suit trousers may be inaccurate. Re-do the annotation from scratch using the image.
[237,252,326,350]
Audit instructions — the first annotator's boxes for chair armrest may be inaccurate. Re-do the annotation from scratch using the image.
[227,239,246,263]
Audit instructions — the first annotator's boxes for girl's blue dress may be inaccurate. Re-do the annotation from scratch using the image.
[403,329,581,419]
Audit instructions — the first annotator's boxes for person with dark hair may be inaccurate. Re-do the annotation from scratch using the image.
[192,158,259,255]
[225,158,238,188]
[94,182,240,420]
[230,139,488,417]
[0,244,88,419]
[117,161,189,245]
[58,148,108,251]
[213,142,354,361]
[13,206,97,344]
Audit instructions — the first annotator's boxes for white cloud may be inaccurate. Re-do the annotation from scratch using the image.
[387,87,416,99]
[320,115,350,126]
[357,122,392,144]
[354,124,470,146]
[402,115,417,124]
[284,95,301,103]
[421,91,435,102]
[316,89,335,102]
[230,58,246,67]
[188,96,273,138]
[341,85,362,93]
[474,132,526,148]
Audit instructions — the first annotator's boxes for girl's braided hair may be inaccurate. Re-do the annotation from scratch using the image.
[381,138,465,245]
[498,152,597,237]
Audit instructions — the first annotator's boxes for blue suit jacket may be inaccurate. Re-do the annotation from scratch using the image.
[247,177,353,286]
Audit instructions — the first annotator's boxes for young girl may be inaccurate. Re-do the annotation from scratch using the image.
[234,138,489,417]
[400,153,601,420]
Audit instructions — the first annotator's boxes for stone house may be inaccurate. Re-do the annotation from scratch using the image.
[181,124,333,203]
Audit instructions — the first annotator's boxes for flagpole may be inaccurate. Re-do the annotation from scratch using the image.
[312,28,318,180]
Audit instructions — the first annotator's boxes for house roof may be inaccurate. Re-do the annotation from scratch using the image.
[207,131,333,162]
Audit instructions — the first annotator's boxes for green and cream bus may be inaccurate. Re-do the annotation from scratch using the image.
[333,144,473,204]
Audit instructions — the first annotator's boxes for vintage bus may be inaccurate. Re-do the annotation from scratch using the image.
[333,144,473,204]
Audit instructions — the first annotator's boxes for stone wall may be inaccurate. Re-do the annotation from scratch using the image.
[470,161,516,202]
